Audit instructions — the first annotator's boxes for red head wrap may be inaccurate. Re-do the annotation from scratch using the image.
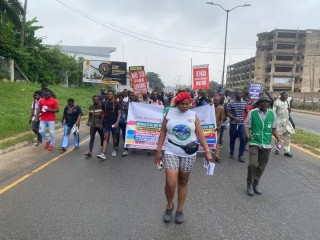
[174,92,193,105]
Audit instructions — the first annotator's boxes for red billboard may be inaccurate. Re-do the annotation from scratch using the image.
[193,64,209,90]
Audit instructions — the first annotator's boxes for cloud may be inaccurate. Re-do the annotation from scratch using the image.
[28,0,320,87]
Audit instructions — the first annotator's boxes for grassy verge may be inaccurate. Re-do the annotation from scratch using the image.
[0,82,98,141]
[291,129,320,155]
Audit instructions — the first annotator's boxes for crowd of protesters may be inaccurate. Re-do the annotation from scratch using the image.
[29,82,295,223]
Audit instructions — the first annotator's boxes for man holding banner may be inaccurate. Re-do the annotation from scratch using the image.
[155,92,212,224]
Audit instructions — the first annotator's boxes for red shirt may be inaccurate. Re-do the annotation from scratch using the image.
[39,97,59,121]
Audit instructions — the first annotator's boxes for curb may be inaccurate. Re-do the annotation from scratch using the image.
[0,119,88,155]
[292,109,320,116]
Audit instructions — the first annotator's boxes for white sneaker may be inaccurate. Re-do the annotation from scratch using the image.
[112,150,117,157]
[97,153,106,160]
[121,150,129,156]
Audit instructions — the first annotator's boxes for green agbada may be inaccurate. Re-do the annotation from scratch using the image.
[249,109,275,145]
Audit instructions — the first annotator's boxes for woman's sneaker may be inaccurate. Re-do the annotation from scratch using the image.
[175,211,184,224]
[163,204,174,223]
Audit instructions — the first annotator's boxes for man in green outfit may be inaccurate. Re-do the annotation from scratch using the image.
[245,93,281,196]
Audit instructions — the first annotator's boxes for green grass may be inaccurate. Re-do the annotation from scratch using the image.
[0,82,99,141]
[291,129,320,155]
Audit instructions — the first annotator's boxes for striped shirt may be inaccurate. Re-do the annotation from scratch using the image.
[227,100,247,124]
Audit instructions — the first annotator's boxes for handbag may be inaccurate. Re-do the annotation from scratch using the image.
[286,100,295,129]
[168,139,199,155]
[288,115,295,129]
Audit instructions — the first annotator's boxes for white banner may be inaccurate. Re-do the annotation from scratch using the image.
[124,103,217,151]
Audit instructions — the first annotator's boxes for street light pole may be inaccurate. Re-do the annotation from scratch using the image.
[206,2,251,89]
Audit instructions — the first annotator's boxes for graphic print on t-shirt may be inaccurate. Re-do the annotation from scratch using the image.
[172,124,191,141]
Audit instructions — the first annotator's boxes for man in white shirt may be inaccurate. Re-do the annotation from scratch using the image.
[29,91,42,146]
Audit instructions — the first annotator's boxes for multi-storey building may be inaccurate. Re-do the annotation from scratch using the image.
[226,29,320,92]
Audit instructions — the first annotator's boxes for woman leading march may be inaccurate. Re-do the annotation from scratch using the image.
[155,91,213,224]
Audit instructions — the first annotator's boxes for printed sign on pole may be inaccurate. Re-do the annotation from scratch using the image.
[83,60,127,85]
[193,64,209,90]
[249,83,263,99]
[129,66,148,94]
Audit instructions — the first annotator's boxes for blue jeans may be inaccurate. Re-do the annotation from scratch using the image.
[229,123,246,157]
[61,124,80,149]
[39,121,55,146]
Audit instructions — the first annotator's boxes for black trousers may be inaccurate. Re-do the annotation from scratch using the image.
[89,127,104,151]
[116,122,127,149]
[32,120,42,143]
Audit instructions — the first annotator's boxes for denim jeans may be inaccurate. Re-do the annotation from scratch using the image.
[229,123,246,157]
[61,124,80,149]
[39,121,55,146]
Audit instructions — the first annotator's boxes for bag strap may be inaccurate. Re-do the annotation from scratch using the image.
[168,139,184,148]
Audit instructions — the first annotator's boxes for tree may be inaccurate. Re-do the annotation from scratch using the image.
[0,0,24,29]
[146,72,165,90]
[209,80,221,93]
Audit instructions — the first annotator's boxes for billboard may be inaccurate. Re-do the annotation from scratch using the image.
[249,83,263,99]
[83,60,127,85]
[193,64,209,90]
[129,66,148,94]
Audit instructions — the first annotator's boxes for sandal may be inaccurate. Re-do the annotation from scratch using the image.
[84,152,92,157]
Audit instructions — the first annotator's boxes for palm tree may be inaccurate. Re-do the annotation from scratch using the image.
[0,0,24,29]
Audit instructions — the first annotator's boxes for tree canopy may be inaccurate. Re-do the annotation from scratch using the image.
[0,0,82,85]
[146,72,165,90]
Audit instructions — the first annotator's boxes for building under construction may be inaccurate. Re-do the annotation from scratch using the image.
[226,29,320,93]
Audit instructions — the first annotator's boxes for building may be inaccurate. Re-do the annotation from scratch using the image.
[226,29,320,93]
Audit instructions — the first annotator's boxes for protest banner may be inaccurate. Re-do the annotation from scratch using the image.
[124,103,217,151]
[193,64,209,90]
[129,66,148,94]
[83,60,127,85]
[249,83,263,99]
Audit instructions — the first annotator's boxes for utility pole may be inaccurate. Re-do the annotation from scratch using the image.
[20,0,28,48]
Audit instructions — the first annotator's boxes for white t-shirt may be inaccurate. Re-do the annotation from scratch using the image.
[164,108,197,157]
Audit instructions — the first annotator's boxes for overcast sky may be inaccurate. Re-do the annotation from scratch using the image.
[27,0,320,87]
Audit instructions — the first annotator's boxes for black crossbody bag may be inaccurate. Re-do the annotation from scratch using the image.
[168,139,199,155]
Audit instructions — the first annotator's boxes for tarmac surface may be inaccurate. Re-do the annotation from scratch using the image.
[290,111,320,135]
[0,127,320,240]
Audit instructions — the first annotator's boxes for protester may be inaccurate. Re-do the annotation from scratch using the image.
[155,92,213,224]
[213,95,225,162]
[116,93,129,156]
[37,91,59,151]
[165,92,174,107]
[97,90,121,160]
[226,90,248,162]
[196,91,211,107]
[59,98,83,151]
[149,91,163,105]
[39,82,56,99]
[122,89,129,103]
[170,88,186,106]
[98,88,106,103]
[219,95,228,149]
[85,95,104,157]
[245,93,281,196]
[273,91,295,157]
[29,91,42,146]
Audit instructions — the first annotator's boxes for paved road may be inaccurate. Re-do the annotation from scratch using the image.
[291,112,320,135]
[0,128,320,239]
